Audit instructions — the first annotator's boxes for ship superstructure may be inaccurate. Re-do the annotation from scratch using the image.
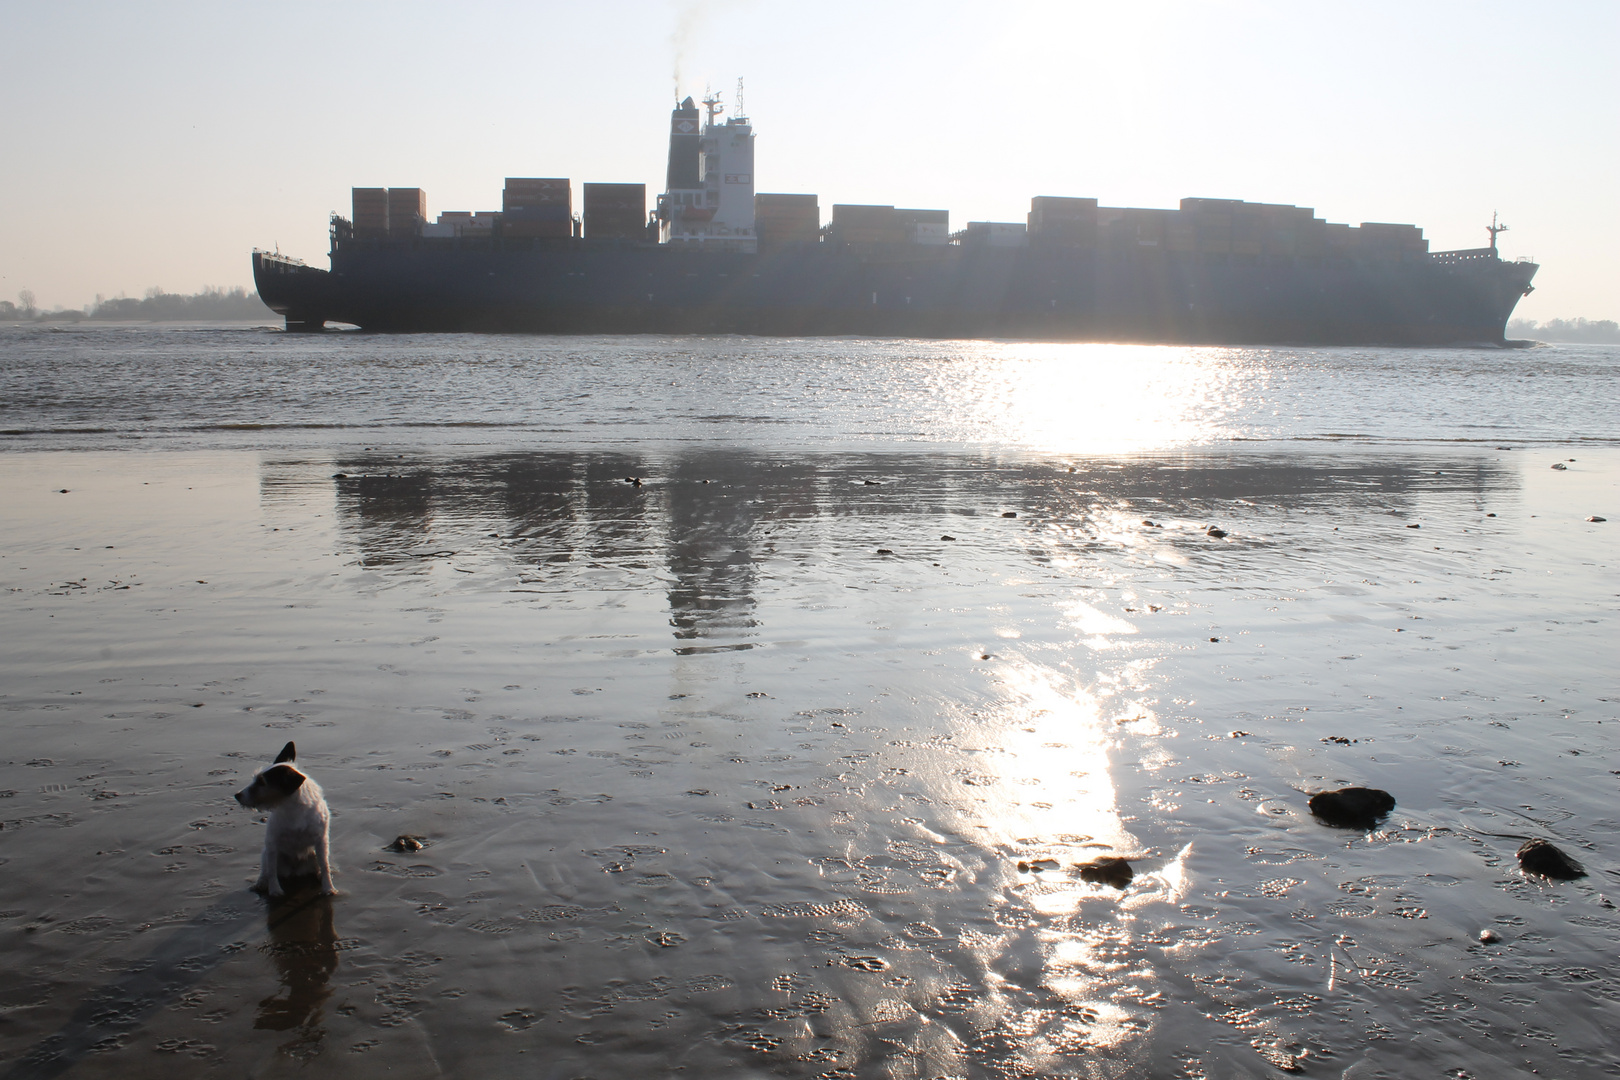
[252,93,1538,342]
[658,91,757,252]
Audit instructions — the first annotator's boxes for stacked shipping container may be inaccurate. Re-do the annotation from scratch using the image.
[387,189,426,238]
[1028,196,1098,246]
[755,193,820,245]
[582,183,646,241]
[503,178,572,239]
[343,177,1427,262]
[352,188,389,239]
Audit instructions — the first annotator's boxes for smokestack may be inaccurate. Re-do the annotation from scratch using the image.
[667,95,701,191]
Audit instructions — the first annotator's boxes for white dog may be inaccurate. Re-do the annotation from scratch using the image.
[234,741,335,897]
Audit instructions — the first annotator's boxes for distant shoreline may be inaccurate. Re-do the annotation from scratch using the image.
[1,286,275,323]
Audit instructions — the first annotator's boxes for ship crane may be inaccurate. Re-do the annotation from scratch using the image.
[1487,211,1509,254]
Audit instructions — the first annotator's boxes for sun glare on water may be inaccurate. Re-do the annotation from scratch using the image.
[929,343,1258,453]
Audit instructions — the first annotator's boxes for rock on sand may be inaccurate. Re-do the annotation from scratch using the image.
[1308,786,1395,829]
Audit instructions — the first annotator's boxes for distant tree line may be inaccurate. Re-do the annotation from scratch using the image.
[0,286,275,322]
[1507,317,1620,344]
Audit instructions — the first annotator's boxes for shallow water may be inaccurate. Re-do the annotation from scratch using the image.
[2,325,1618,453]
[0,332,1617,1078]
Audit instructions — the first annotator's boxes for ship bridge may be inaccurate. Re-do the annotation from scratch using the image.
[657,90,756,252]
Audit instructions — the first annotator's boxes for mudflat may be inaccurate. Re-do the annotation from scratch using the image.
[1,443,1615,1078]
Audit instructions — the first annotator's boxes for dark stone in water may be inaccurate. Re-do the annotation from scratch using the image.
[1077,857,1134,889]
[386,835,428,853]
[1478,928,1501,944]
[1001,511,1017,518]
[1308,786,1395,829]
[1206,526,1227,538]
[940,535,957,541]
[1517,838,1585,879]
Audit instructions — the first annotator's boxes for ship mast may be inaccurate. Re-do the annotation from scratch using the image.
[1487,211,1508,255]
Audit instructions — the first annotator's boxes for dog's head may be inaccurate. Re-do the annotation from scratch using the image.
[234,742,306,809]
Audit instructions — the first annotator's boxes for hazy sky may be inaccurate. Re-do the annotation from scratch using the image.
[2,0,1615,320]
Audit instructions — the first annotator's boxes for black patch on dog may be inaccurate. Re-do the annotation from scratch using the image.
[274,741,297,764]
[262,764,307,794]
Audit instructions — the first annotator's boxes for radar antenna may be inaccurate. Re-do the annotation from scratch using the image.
[703,90,724,126]
[1487,211,1508,254]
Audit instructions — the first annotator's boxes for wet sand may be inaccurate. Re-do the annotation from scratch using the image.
[1,445,1616,1078]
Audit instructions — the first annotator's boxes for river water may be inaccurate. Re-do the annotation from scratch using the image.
[0,326,1616,1078]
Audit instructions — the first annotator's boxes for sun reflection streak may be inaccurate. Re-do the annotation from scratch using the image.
[930,342,1255,453]
[962,656,1195,1057]
[981,660,1138,861]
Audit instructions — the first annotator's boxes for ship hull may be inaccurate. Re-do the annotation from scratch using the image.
[253,242,1537,344]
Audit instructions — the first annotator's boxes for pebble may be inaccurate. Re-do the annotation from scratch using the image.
[1206,526,1227,538]
[1587,516,1607,523]
[1478,928,1501,944]
[1516,838,1585,879]
[940,535,957,541]
[1308,786,1396,829]
[876,548,894,555]
[1077,857,1134,889]
[1001,511,1017,518]
[1551,462,1568,470]
[386,835,428,853]
[1016,858,1059,874]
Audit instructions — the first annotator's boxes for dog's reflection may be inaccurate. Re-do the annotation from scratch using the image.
[255,886,339,1035]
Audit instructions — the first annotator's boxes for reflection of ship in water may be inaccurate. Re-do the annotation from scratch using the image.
[263,449,1519,649]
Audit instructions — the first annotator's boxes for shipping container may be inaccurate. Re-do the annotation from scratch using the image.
[503,220,571,239]
[962,222,1027,248]
[756,193,820,245]
[1164,228,1199,253]
[387,188,426,237]
[504,205,572,223]
[504,178,571,213]
[582,183,646,240]
[831,205,905,245]
[1029,197,1099,231]
[1180,197,1244,213]
[352,188,389,237]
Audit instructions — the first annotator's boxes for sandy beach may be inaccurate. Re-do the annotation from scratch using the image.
[1,439,1615,1078]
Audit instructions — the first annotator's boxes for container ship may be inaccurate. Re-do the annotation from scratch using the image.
[253,94,1537,343]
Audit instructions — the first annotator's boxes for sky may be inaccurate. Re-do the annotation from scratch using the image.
[1,0,1615,321]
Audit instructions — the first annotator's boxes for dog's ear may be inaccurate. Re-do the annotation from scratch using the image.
[263,763,307,794]
[274,741,297,764]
